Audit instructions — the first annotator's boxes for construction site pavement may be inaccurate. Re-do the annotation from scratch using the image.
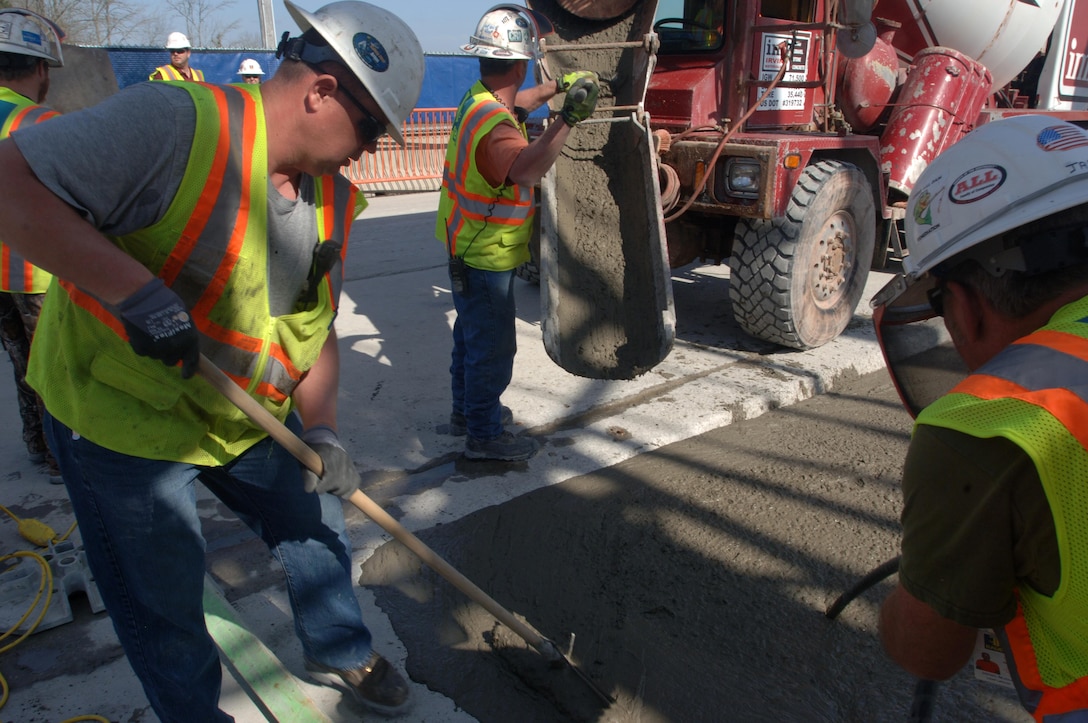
[0,191,972,722]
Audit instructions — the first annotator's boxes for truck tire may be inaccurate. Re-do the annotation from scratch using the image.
[729,160,875,349]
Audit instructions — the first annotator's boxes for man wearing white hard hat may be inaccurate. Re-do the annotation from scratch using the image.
[436,4,598,461]
[872,115,1088,719]
[0,8,65,482]
[237,57,265,84]
[0,0,424,718]
[149,31,204,81]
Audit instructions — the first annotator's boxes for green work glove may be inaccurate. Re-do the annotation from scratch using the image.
[556,69,597,94]
[560,76,599,126]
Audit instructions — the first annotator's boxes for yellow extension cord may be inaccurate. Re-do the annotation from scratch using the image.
[0,505,108,723]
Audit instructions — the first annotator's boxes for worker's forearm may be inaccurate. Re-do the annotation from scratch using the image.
[514,82,560,114]
[0,141,153,304]
[292,331,341,431]
[506,120,572,187]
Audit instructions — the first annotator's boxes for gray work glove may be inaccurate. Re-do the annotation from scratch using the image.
[560,76,600,126]
[556,69,597,94]
[118,277,200,379]
[300,425,361,498]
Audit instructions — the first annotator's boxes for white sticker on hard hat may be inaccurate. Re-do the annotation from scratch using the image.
[949,165,1006,204]
[0,21,10,41]
[353,32,389,73]
[1037,125,1088,152]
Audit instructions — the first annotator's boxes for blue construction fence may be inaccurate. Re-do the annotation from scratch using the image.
[104,48,518,110]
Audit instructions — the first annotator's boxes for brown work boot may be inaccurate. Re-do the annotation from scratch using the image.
[305,651,411,716]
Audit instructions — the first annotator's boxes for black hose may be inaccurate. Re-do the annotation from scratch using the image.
[824,556,900,619]
[825,556,939,721]
[908,679,939,722]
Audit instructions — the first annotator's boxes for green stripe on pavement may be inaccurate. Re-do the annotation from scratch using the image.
[203,575,332,722]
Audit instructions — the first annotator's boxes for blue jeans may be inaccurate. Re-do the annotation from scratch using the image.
[45,413,373,723]
[450,265,517,440]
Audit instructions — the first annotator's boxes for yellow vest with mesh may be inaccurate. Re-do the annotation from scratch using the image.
[27,82,356,465]
[150,65,205,82]
[917,296,1088,691]
[435,80,533,271]
[0,87,57,293]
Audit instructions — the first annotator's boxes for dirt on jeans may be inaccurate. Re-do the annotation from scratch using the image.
[359,367,1028,722]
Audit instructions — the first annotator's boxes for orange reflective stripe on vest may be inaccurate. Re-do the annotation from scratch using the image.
[929,317,1088,721]
[151,65,205,82]
[999,603,1088,721]
[62,84,351,403]
[0,91,58,293]
[437,81,534,264]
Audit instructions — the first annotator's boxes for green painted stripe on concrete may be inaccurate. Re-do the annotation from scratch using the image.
[203,575,332,722]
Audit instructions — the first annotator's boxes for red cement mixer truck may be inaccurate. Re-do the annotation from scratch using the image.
[527,0,1088,369]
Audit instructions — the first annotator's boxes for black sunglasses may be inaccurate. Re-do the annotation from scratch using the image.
[336,85,387,144]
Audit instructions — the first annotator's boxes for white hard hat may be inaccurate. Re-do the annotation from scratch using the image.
[462,4,554,61]
[903,115,1088,283]
[238,58,265,76]
[282,0,424,146]
[166,31,191,49]
[873,115,1088,318]
[0,8,64,67]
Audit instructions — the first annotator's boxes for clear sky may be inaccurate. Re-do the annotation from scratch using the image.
[143,0,502,54]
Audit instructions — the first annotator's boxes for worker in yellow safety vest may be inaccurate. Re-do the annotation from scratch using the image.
[0,7,64,481]
[0,1,424,719]
[149,31,205,82]
[436,3,598,461]
[873,115,1088,720]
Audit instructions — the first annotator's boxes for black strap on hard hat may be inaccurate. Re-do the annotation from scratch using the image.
[275,29,340,66]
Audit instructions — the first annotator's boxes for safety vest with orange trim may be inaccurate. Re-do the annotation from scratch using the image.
[435,80,533,272]
[26,81,357,466]
[916,295,1088,721]
[149,65,205,82]
[0,87,58,293]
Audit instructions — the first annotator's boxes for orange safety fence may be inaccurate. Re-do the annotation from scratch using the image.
[342,107,455,193]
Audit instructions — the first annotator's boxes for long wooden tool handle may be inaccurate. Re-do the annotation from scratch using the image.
[195,354,560,662]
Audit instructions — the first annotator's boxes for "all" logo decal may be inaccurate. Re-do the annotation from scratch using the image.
[949,165,1006,204]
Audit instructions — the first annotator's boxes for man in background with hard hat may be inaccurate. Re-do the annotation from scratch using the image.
[0,8,64,482]
[149,31,204,81]
[872,115,1088,719]
[237,57,265,84]
[0,0,424,718]
[437,4,598,462]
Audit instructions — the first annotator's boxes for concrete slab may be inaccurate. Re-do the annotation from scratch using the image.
[0,191,902,722]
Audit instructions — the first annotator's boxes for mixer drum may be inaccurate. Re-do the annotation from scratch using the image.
[880,47,993,197]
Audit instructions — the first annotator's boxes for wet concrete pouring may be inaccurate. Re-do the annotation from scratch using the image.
[360,368,1026,722]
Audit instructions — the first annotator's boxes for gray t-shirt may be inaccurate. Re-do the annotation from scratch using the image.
[12,81,317,316]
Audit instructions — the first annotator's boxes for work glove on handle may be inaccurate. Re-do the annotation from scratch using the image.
[300,425,361,498]
[556,69,597,94]
[119,277,200,379]
[560,76,600,126]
